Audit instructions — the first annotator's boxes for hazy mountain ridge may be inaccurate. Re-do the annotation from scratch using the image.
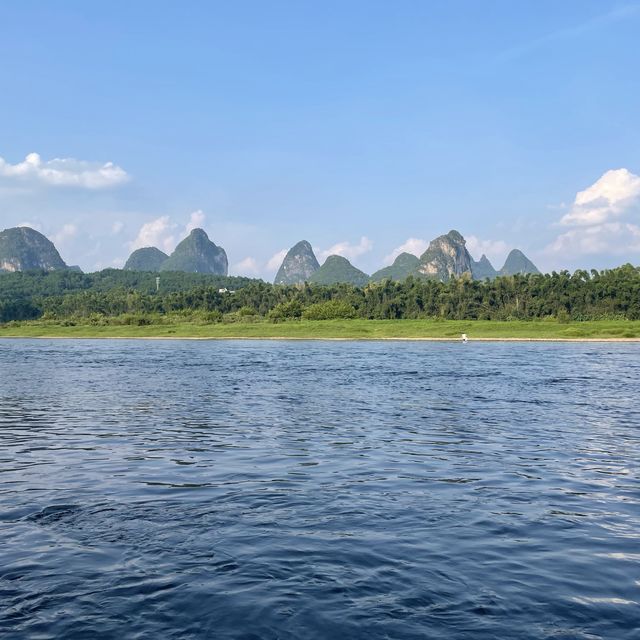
[3,225,540,282]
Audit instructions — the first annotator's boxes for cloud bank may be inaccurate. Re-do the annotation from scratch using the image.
[130,216,177,253]
[0,152,129,189]
[128,210,212,256]
[383,238,428,265]
[185,209,206,234]
[51,223,78,247]
[548,168,640,259]
[548,222,640,256]
[232,256,261,276]
[317,236,373,262]
[560,169,640,226]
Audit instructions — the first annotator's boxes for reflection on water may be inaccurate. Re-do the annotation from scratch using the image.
[1,339,639,639]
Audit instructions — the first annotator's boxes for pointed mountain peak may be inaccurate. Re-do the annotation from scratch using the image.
[188,228,209,240]
[499,249,540,276]
[274,240,320,285]
[393,252,420,266]
[445,229,465,244]
[417,230,472,281]
[290,239,313,252]
[471,253,497,280]
[160,228,227,274]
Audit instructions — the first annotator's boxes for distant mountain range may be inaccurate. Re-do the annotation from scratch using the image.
[275,230,540,285]
[0,225,539,284]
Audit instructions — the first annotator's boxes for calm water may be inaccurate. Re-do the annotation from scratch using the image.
[1,339,639,639]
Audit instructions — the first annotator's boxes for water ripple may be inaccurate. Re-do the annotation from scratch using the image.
[0,339,639,639]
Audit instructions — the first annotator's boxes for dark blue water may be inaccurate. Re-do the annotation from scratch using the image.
[1,339,639,639]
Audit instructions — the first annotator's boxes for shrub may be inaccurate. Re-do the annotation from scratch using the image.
[113,313,152,326]
[269,300,303,322]
[88,313,107,326]
[237,306,258,317]
[195,310,223,324]
[302,300,357,320]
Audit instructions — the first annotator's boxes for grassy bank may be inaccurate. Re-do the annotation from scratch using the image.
[2,319,640,340]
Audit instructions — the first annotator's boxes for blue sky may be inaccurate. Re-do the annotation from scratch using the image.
[1,0,639,276]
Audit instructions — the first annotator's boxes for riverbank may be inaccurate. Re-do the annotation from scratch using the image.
[2,319,640,340]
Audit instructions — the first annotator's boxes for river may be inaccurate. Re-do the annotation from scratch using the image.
[1,339,639,639]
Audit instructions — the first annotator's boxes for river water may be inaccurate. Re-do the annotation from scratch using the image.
[1,339,639,639]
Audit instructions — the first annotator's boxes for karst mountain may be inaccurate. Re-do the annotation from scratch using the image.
[0,227,68,272]
[1,225,540,282]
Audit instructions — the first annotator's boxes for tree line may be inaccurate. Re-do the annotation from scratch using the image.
[1,265,639,324]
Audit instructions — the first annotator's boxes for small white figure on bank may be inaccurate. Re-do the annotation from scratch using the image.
[461,333,468,343]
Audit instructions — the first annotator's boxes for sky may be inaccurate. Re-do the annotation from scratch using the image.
[1,0,639,277]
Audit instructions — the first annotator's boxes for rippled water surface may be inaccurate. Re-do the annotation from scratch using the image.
[1,339,639,639]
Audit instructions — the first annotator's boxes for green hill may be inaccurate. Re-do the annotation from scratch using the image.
[160,229,228,274]
[124,247,169,271]
[370,252,420,282]
[309,255,369,286]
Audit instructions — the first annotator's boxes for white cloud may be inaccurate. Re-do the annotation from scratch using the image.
[233,256,261,276]
[317,236,373,262]
[560,168,640,226]
[130,216,177,253]
[383,237,428,265]
[129,210,213,255]
[466,235,509,265]
[0,152,129,189]
[547,168,640,259]
[546,222,640,257]
[111,221,124,234]
[185,209,206,234]
[267,249,287,271]
[52,223,78,246]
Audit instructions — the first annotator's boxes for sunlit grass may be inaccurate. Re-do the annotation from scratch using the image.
[2,318,640,340]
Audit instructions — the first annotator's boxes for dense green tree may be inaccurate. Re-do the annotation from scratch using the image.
[1,264,639,323]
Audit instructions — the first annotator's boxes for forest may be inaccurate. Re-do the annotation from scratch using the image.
[1,265,639,325]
